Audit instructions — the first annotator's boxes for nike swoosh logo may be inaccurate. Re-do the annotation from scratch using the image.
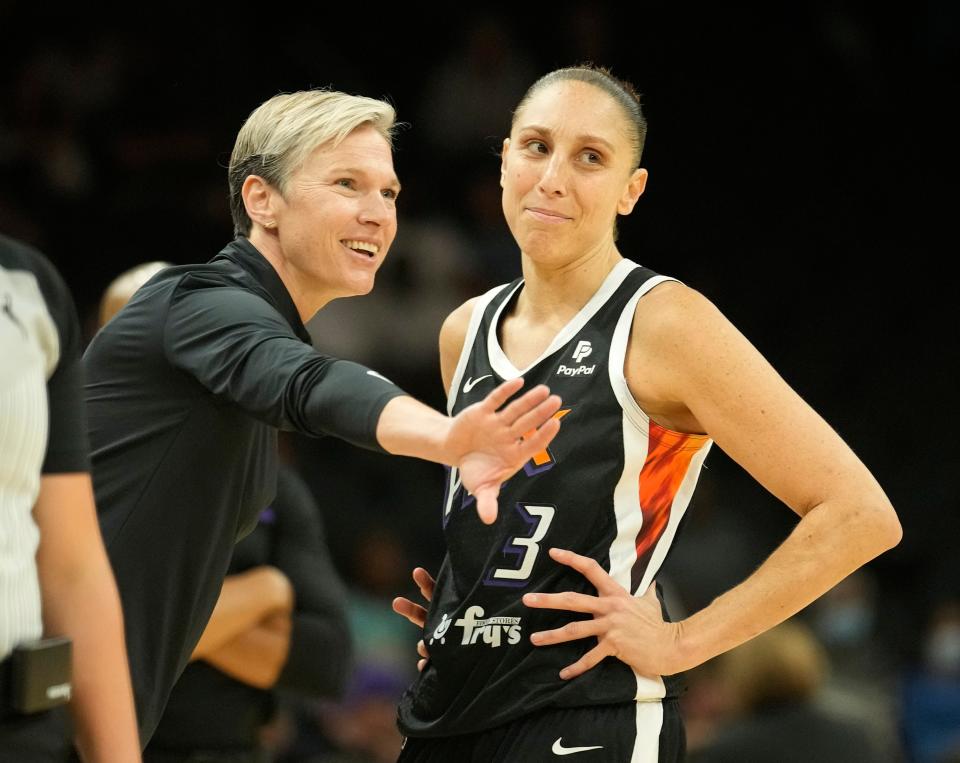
[367,370,392,383]
[552,738,604,756]
[462,374,492,393]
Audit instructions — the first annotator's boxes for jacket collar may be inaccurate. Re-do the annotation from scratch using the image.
[215,237,312,344]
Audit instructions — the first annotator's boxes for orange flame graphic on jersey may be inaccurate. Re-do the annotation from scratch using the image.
[523,408,571,475]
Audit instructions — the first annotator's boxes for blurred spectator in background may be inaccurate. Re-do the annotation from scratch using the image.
[690,620,895,763]
[810,570,902,752]
[98,261,170,328]
[901,599,960,763]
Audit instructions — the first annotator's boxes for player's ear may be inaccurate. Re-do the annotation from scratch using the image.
[618,168,648,216]
[500,138,511,189]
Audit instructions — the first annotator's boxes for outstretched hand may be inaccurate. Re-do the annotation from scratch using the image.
[522,548,687,679]
[392,567,436,672]
[447,378,562,524]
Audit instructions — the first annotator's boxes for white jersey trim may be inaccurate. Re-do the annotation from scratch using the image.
[610,409,667,700]
[631,700,665,763]
[445,283,512,416]
[607,274,681,435]
[606,272,714,701]
[487,259,639,380]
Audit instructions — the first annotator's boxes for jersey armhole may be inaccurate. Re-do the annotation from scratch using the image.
[446,284,513,415]
[608,276,712,449]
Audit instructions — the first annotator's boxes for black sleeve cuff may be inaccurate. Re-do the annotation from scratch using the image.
[299,360,407,453]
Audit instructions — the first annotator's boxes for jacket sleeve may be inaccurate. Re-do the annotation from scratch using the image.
[162,279,406,451]
[271,465,352,697]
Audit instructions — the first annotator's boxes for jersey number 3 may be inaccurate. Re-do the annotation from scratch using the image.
[485,503,556,588]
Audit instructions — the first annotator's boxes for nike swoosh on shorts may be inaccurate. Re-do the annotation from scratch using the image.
[552,738,604,756]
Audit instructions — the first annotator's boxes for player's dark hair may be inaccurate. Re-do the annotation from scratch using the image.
[512,64,647,168]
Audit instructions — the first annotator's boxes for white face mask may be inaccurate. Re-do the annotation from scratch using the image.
[816,601,874,647]
[925,624,960,676]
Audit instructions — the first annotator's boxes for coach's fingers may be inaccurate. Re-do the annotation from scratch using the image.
[474,485,499,525]
[500,389,560,431]
[515,416,562,460]
[480,377,525,412]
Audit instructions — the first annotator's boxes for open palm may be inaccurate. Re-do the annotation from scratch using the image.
[447,378,562,524]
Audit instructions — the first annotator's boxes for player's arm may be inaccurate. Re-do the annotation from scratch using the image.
[438,297,480,396]
[636,284,900,670]
[34,474,141,762]
[527,283,901,677]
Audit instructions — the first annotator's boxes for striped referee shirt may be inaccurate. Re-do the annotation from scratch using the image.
[0,234,89,661]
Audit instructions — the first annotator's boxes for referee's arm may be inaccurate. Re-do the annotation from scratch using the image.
[34,256,140,761]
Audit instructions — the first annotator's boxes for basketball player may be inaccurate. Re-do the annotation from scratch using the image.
[393,66,901,761]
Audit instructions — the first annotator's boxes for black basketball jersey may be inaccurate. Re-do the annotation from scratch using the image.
[398,260,713,738]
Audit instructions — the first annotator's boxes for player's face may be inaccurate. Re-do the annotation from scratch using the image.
[500,81,646,266]
[272,125,400,302]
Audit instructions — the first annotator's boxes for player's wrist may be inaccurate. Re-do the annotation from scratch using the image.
[669,618,702,674]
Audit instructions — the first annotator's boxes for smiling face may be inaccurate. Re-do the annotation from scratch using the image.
[500,80,647,267]
[269,124,400,303]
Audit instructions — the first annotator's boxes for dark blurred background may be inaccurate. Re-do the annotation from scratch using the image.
[2,4,956,761]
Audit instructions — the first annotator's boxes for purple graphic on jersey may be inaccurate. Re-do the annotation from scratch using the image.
[441,466,475,529]
[483,502,539,588]
[523,459,556,477]
[258,507,276,525]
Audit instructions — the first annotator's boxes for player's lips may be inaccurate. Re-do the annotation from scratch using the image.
[525,207,572,223]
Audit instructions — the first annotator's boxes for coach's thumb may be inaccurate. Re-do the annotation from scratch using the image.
[475,488,499,525]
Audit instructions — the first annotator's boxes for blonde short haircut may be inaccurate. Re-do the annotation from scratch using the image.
[228,90,397,236]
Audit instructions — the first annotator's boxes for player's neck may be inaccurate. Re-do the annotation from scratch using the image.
[517,241,622,323]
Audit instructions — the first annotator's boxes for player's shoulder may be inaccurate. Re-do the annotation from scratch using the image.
[440,296,481,347]
[439,281,513,356]
[632,278,726,343]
